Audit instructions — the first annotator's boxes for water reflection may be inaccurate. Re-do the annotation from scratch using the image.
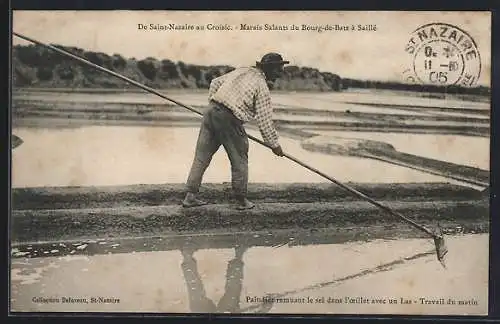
[180,245,247,313]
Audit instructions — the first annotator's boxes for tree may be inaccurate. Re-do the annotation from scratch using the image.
[137,58,158,80]
[36,67,53,81]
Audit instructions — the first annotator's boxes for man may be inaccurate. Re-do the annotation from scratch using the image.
[182,52,289,209]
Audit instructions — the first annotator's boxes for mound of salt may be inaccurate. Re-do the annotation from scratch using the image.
[301,135,396,156]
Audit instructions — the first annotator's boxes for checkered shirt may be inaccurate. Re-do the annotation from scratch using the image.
[209,67,280,148]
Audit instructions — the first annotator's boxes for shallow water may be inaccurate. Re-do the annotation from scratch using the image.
[276,91,490,110]
[11,126,471,188]
[14,90,489,116]
[10,233,489,315]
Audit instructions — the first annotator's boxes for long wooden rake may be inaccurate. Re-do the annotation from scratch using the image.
[13,32,449,268]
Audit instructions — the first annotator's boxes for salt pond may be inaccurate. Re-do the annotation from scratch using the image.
[12,126,484,188]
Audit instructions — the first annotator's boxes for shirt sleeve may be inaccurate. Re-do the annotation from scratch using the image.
[208,75,226,102]
[254,81,280,148]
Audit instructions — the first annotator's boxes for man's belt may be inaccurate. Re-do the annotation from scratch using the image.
[212,101,242,124]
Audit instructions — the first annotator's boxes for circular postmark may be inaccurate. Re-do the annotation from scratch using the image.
[402,23,481,87]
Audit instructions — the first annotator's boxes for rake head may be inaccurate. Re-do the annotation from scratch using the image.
[433,225,448,269]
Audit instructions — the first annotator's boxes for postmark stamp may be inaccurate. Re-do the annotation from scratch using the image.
[402,22,481,87]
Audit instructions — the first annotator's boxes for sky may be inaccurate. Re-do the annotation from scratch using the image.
[12,11,491,85]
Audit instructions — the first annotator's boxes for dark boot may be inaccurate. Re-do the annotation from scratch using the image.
[235,197,255,210]
[182,192,208,208]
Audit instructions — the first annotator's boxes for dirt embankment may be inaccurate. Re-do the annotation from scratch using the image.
[301,136,490,187]
[11,183,489,243]
[11,182,485,210]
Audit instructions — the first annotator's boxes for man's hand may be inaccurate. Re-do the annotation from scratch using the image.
[271,145,284,157]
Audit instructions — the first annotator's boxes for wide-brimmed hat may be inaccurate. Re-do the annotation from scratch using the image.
[256,52,290,66]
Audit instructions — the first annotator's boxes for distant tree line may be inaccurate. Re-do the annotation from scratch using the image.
[11,44,490,96]
[341,78,490,96]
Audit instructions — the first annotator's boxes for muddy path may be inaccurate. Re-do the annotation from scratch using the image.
[11,200,489,244]
[12,183,485,210]
[11,183,489,244]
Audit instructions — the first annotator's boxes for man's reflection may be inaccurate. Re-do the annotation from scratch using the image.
[180,245,246,313]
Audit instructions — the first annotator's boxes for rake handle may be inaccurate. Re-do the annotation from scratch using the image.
[283,153,435,237]
[14,32,437,239]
